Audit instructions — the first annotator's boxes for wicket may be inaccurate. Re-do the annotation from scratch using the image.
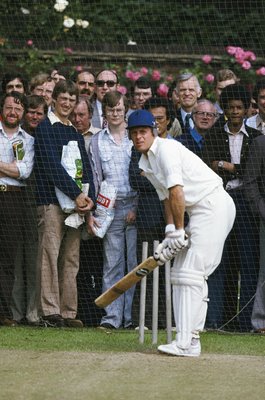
[138,241,172,344]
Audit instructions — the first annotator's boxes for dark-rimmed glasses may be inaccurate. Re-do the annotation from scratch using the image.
[96,80,116,87]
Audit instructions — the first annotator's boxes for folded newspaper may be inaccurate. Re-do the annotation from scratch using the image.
[93,181,117,238]
[55,140,89,229]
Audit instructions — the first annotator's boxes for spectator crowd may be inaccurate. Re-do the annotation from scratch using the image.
[1,65,265,335]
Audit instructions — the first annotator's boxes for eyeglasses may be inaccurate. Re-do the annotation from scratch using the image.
[96,80,116,87]
[106,108,124,116]
[193,111,217,118]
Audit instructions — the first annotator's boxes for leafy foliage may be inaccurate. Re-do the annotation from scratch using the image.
[0,1,265,49]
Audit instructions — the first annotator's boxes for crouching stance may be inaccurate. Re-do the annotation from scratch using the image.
[128,110,236,357]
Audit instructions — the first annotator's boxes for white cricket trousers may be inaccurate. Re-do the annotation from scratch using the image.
[170,186,236,349]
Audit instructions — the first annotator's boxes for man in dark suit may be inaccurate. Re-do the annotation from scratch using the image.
[91,70,119,129]
[244,135,265,333]
[173,72,202,134]
[177,99,218,156]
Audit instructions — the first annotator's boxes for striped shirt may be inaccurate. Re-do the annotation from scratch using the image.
[98,128,135,199]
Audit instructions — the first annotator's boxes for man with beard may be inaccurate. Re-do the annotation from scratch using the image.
[74,69,95,100]
[11,95,47,325]
[0,91,34,326]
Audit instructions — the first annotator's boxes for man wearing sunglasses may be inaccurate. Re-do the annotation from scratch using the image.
[91,70,119,129]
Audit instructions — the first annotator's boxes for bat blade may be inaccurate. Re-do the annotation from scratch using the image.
[94,257,158,308]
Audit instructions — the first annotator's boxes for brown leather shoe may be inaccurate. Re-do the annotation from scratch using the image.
[255,328,265,334]
[42,314,64,328]
[0,317,18,327]
[64,318,83,328]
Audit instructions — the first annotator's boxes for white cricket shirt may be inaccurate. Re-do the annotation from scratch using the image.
[138,137,222,207]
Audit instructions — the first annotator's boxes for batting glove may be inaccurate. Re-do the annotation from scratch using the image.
[165,224,176,236]
[163,229,188,252]
[154,242,176,266]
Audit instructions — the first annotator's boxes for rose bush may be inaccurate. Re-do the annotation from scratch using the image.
[179,46,265,100]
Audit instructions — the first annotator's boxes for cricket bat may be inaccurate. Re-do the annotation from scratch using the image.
[94,256,158,308]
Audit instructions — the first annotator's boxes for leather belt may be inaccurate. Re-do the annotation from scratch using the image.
[0,184,22,192]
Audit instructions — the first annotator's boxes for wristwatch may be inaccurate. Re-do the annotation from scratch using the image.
[218,161,224,169]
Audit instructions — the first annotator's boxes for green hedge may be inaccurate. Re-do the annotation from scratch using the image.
[0,1,264,51]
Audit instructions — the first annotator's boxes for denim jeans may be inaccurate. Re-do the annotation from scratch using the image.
[100,198,137,328]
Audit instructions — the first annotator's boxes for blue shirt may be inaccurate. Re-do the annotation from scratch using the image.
[177,127,204,157]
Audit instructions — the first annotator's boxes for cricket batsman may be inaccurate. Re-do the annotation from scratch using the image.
[128,110,236,357]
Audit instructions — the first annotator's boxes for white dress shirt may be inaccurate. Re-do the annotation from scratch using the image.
[246,114,265,134]
[0,121,34,186]
[139,137,222,207]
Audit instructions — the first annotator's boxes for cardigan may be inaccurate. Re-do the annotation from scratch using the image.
[34,117,95,206]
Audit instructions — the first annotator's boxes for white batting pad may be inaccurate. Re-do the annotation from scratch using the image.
[170,248,208,349]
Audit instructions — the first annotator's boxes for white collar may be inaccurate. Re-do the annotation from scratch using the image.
[224,122,249,137]
[48,110,73,126]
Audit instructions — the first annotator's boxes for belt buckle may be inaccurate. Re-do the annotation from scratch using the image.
[0,184,7,192]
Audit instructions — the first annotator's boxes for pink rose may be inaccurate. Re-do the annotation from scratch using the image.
[27,39,33,46]
[256,67,265,76]
[226,46,237,55]
[202,54,212,64]
[151,69,161,81]
[140,67,148,76]
[75,65,83,72]
[132,71,141,81]
[234,47,246,63]
[65,47,73,54]
[117,85,127,95]
[157,83,169,97]
[242,61,251,70]
[204,73,215,83]
[125,70,135,80]
[244,51,256,61]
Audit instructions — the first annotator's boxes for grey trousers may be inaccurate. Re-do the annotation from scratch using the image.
[11,204,39,323]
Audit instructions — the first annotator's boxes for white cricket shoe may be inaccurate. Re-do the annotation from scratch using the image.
[158,339,201,357]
